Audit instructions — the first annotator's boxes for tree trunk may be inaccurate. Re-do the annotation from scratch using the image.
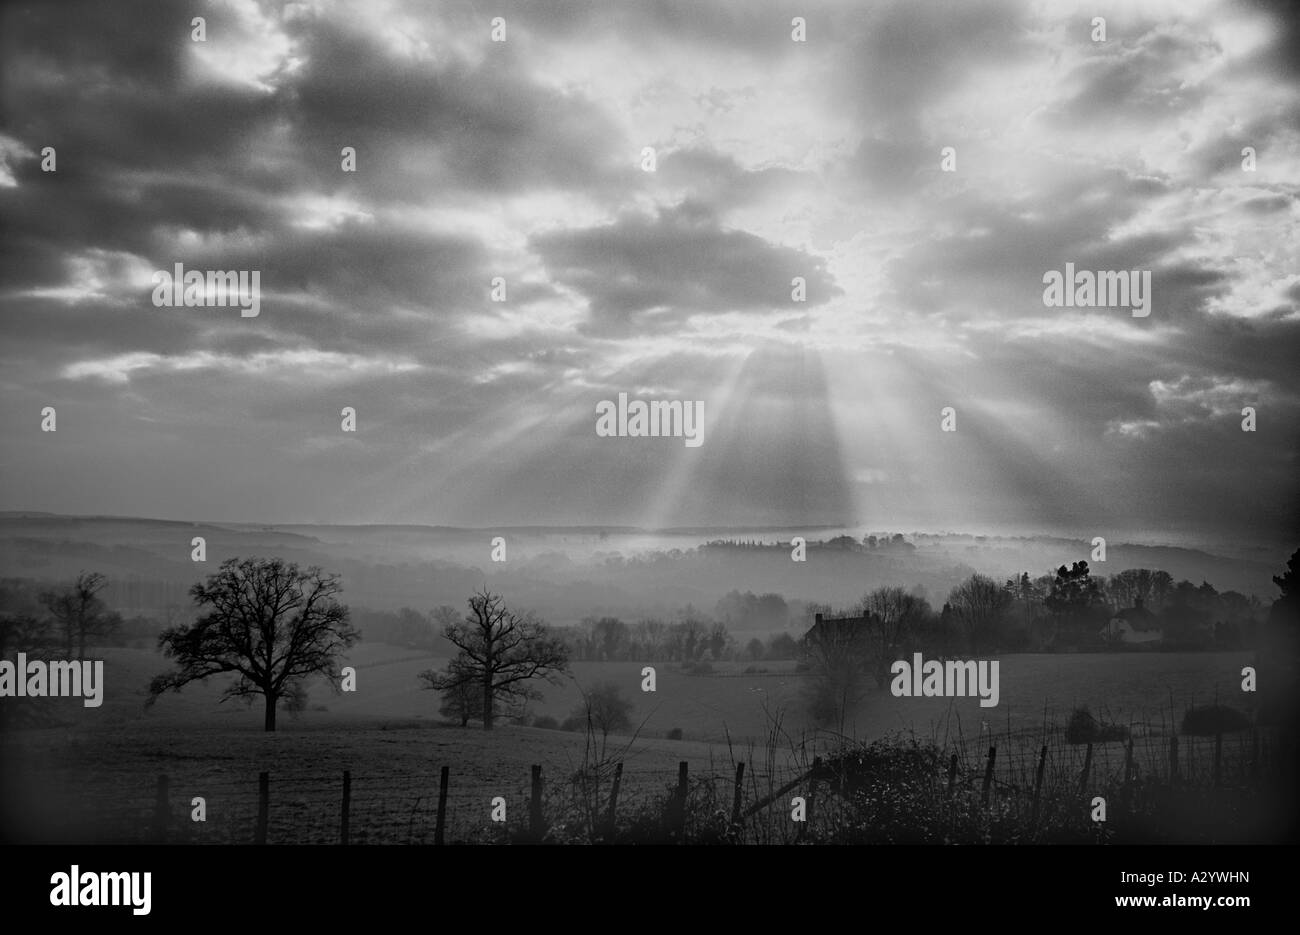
[482,676,494,731]
[264,693,277,732]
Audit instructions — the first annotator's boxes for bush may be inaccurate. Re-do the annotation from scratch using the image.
[570,682,633,738]
[1065,706,1129,744]
[1181,704,1251,736]
[686,660,713,675]
[560,716,585,732]
[666,727,683,740]
[532,715,560,730]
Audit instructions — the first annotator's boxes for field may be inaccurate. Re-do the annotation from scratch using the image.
[0,643,1275,843]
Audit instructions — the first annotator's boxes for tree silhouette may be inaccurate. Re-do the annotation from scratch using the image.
[571,681,633,746]
[1268,547,1300,656]
[860,586,929,669]
[948,574,1009,654]
[421,588,569,731]
[39,571,118,657]
[428,656,485,727]
[148,557,357,731]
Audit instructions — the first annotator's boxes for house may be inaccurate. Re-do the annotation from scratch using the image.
[805,612,874,646]
[1101,598,1163,645]
[804,612,880,663]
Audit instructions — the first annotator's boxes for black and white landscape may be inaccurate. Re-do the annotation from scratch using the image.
[1,0,1297,849]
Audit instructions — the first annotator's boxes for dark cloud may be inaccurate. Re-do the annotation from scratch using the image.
[531,201,839,334]
[879,166,1185,318]
[657,147,806,212]
[279,14,634,201]
[1242,0,1300,80]
[1051,30,1211,124]
[833,0,1031,135]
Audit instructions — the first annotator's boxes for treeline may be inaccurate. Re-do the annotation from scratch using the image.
[349,605,457,655]
[802,552,1300,728]
[0,573,123,659]
[552,612,799,663]
[702,533,917,553]
[997,563,1263,652]
[0,572,128,727]
[805,562,1268,659]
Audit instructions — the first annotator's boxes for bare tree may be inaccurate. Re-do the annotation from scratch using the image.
[39,571,118,657]
[0,611,49,657]
[148,557,358,731]
[947,574,1009,655]
[590,617,629,661]
[571,681,633,749]
[0,611,55,728]
[859,586,929,667]
[430,604,460,633]
[423,655,484,727]
[421,588,569,730]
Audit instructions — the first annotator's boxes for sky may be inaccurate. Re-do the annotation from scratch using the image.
[1,0,1297,547]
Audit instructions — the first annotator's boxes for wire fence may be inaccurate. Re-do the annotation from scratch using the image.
[32,720,1286,845]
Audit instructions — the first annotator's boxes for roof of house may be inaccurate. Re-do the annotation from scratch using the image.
[805,613,874,645]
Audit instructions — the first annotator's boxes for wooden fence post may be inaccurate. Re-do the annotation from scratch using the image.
[604,762,624,843]
[1123,737,1134,798]
[339,770,351,845]
[434,766,449,846]
[1168,733,1178,784]
[1030,745,1047,828]
[151,773,170,843]
[731,762,746,829]
[947,754,958,799]
[256,771,269,845]
[675,761,689,841]
[529,765,545,842]
[1078,742,1093,798]
[981,746,996,807]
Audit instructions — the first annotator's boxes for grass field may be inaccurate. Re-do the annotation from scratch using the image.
[0,643,1270,843]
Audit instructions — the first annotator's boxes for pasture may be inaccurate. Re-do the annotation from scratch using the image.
[0,644,1268,843]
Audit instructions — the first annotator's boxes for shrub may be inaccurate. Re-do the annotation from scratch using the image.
[569,682,633,739]
[1181,704,1251,736]
[560,716,585,732]
[666,727,683,740]
[532,715,560,730]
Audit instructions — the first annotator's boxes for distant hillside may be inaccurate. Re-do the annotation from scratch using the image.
[0,514,1286,628]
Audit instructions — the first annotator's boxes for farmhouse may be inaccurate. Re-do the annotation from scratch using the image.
[1101,598,1163,645]
[804,612,875,653]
